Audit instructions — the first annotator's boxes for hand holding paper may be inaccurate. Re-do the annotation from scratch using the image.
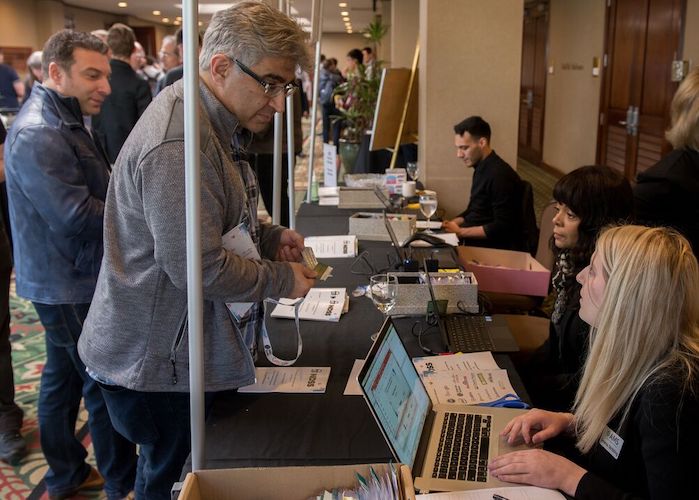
[277,229,305,262]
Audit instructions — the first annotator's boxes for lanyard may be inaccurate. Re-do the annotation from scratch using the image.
[259,298,304,366]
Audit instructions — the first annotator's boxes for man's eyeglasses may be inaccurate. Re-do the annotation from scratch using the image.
[232,58,297,98]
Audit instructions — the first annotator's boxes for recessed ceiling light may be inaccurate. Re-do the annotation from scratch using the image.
[342,16,350,21]
[174,20,181,25]
[198,21,203,26]
[117,2,127,7]
[162,17,170,23]
[339,2,348,7]
[153,10,161,15]
[340,11,349,16]
[176,16,182,21]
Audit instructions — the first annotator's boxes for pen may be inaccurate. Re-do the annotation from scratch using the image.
[493,494,510,500]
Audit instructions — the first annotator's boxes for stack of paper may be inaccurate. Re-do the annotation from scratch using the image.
[318,186,340,206]
[239,367,330,393]
[304,235,358,258]
[271,287,349,322]
[412,352,519,406]
[416,486,566,499]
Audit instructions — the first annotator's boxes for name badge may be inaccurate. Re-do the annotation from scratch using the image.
[599,426,624,459]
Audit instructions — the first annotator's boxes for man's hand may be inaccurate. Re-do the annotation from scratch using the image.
[288,262,317,298]
[489,449,587,496]
[276,229,305,262]
[442,220,461,235]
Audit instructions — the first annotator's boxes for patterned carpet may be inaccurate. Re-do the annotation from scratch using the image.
[0,278,101,500]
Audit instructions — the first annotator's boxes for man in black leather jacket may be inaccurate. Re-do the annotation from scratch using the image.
[4,30,136,500]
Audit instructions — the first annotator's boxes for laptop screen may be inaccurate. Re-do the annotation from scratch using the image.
[359,321,431,468]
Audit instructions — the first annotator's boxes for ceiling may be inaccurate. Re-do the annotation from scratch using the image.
[63,0,384,34]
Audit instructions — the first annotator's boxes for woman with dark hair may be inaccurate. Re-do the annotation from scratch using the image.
[522,165,634,411]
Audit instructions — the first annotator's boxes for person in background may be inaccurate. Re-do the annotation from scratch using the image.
[22,51,43,105]
[362,46,375,78]
[90,30,112,58]
[442,116,524,250]
[0,50,24,110]
[521,166,633,411]
[0,120,26,466]
[78,3,315,498]
[342,48,363,80]
[94,23,152,164]
[154,35,180,94]
[634,67,699,253]
[157,28,201,94]
[4,30,137,500]
[130,41,146,76]
[319,58,341,143]
[490,225,699,499]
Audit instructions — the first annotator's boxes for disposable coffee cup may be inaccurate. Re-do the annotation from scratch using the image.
[402,181,417,197]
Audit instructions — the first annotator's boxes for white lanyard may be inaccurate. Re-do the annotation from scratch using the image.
[259,297,304,366]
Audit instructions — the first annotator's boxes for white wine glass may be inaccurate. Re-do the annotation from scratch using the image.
[406,162,419,182]
[369,274,398,340]
[419,192,438,233]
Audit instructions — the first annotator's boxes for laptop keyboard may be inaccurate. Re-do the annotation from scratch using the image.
[445,315,494,352]
[433,412,491,482]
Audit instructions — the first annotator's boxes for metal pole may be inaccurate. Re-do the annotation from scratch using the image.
[286,94,296,229]
[306,0,323,202]
[271,0,285,225]
[183,0,205,472]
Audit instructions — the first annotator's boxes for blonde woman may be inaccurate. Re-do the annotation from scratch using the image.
[489,225,699,498]
[634,68,699,252]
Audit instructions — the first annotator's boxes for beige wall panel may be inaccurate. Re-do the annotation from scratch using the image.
[419,0,523,218]
[391,0,419,68]
[64,6,123,33]
[0,0,40,49]
[542,0,605,175]
[685,0,699,69]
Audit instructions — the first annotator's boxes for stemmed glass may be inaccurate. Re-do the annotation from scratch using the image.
[419,191,438,233]
[406,162,419,182]
[369,274,398,340]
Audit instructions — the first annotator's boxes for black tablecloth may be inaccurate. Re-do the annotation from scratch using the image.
[185,202,531,471]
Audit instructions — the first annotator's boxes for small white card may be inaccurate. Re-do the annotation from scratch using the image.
[238,367,330,393]
[304,235,358,258]
[343,359,365,396]
[600,425,624,459]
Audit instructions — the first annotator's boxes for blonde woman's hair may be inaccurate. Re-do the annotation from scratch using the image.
[199,1,310,72]
[666,67,699,150]
[573,225,699,453]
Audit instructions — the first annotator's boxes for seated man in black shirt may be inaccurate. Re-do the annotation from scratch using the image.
[442,115,524,250]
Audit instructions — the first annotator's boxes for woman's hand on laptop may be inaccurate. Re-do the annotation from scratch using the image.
[500,408,575,445]
[489,449,587,496]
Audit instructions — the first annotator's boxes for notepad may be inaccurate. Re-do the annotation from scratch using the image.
[238,367,330,393]
[271,288,349,322]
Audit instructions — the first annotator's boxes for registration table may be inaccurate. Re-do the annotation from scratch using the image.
[188,202,531,470]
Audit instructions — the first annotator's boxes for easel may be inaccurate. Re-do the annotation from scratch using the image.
[368,43,419,170]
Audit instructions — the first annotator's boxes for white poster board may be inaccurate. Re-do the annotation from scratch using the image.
[323,143,338,187]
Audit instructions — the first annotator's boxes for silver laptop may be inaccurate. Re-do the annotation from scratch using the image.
[358,318,530,493]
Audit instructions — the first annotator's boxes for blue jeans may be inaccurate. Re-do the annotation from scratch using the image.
[99,386,211,500]
[33,302,137,499]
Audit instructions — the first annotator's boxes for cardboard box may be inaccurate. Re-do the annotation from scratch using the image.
[349,212,416,242]
[457,246,551,297]
[177,463,415,500]
[390,272,479,315]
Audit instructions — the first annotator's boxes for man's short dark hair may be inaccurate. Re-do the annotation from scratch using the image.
[42,29,108,78]
[108,23,136,59]
[347,48,363,64]
[175,28,202,50]
[362,46,372,55]
[454,116,491,141]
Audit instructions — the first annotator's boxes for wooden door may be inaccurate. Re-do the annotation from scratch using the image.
[518,1,548,165]
[132,26,157,58]
[598,0,685,179]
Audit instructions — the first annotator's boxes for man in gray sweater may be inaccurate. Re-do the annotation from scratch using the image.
[78,3,316,499]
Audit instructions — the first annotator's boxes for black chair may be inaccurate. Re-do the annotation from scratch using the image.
[520,180,539,255]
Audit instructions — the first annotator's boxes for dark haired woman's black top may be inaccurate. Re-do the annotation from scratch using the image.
[634,147,699,253]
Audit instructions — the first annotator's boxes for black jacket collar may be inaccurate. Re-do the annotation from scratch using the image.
[36,83,85,129]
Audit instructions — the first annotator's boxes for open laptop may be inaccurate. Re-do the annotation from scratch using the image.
[358,318,530,493]
[423,265,519,354]
[383,211,459,269]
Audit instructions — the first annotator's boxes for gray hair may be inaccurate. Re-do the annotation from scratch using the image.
[199,1,309,72]
[27,51,43,69]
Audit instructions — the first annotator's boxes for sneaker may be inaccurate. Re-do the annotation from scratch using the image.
[0,431,27,465]
[49,466,105,500]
